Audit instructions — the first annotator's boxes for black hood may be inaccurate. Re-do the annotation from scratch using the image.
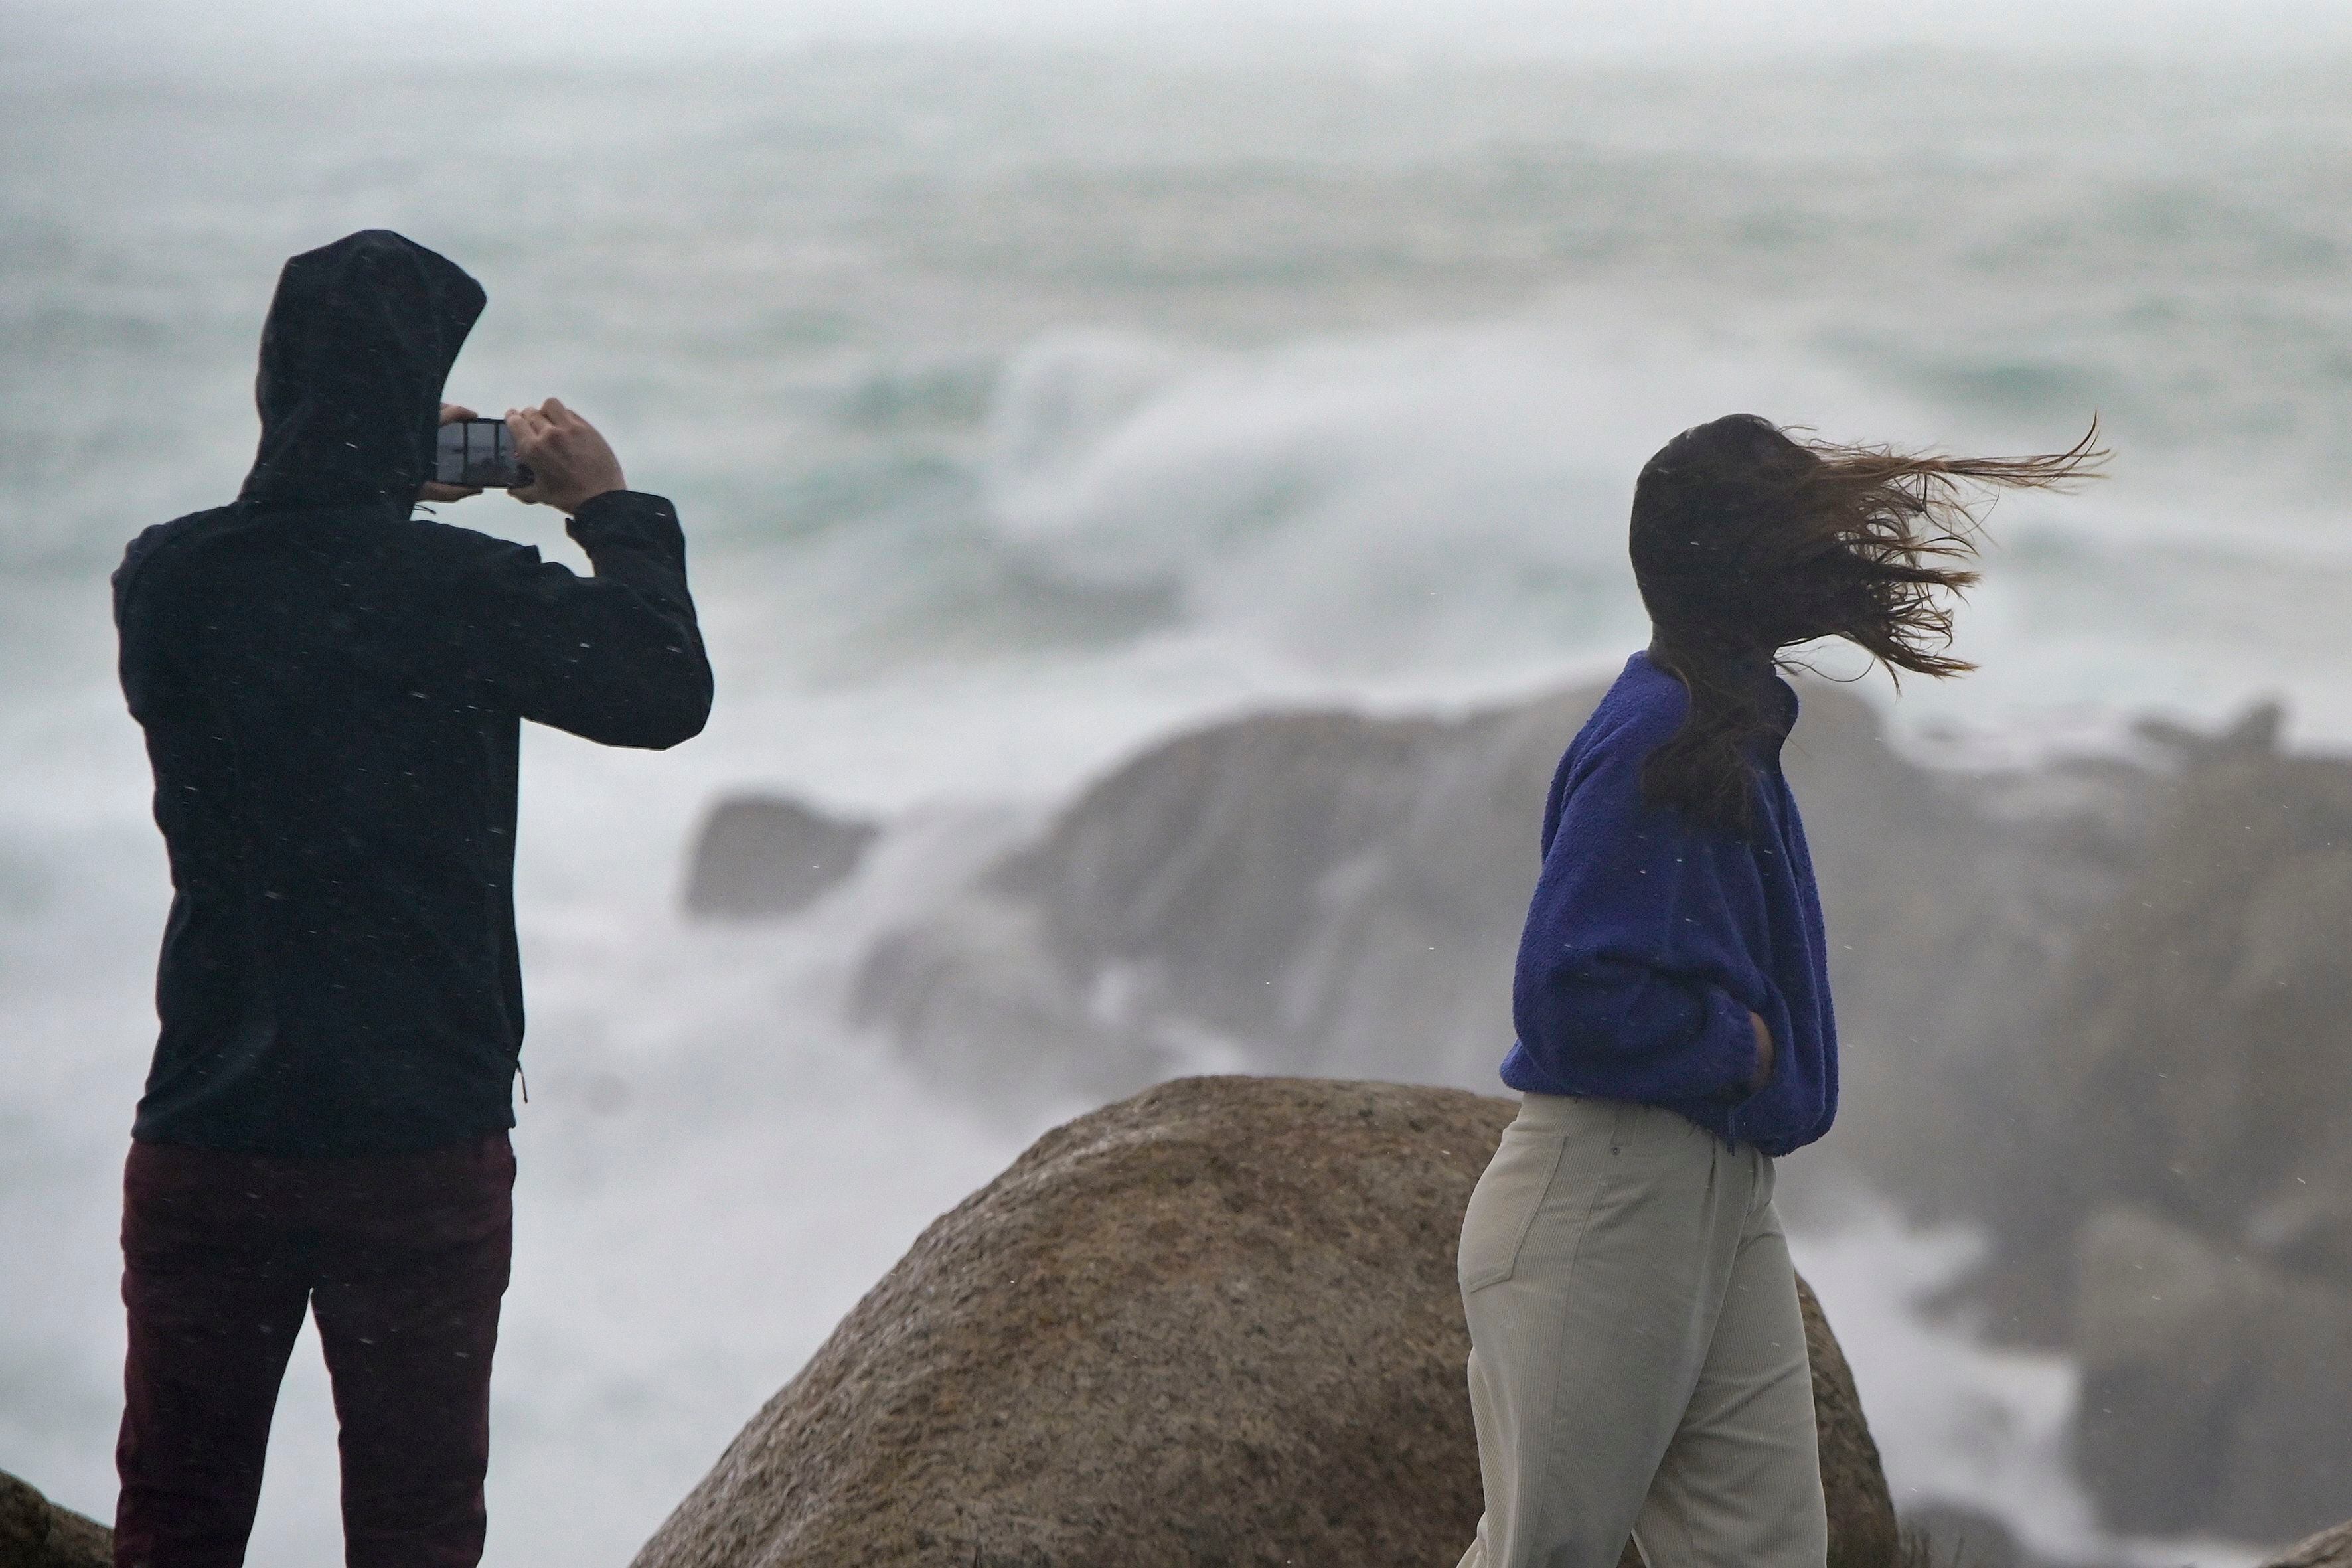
[238,230,485,509]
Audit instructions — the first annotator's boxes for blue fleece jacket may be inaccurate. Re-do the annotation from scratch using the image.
[1500,651,1837,1157]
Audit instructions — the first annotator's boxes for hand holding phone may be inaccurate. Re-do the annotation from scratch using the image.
[421,404,487,503]
[434,418,534,491]
[506,399,627,516]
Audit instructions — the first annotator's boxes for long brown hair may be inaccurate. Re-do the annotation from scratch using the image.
[1630,413,2106,834]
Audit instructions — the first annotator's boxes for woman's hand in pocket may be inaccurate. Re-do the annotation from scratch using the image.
[1749,1010,1776,1089]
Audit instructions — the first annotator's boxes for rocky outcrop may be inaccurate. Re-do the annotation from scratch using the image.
[1964,710,2352,1304]
[1,1469,109,1568]
[2268,1519,2352,1568]
[2069,1207,2352,1543]
[1915,715,2352,1541]
[844,680,2153,1180]
[854,696,1593,1102]
[682,794,879,919]
[633,1076,1897,1568]
[708,674,2352,1543]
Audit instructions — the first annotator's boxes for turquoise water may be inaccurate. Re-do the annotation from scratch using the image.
[2,46,2346,1565]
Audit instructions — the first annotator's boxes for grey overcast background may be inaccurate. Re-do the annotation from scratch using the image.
[11,0,2352,67]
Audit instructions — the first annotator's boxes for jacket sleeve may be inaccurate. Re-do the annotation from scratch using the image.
[114,524,179,725]
[1510,732,1765,1106]
[456,491,714,749]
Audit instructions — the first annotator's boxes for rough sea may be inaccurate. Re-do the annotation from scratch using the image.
[3,43,2347,1567]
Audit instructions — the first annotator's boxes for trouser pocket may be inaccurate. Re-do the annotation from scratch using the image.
[1458,1097,1614,1294]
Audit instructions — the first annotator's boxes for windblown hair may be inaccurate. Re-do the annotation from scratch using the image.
[1630,413,2105,834]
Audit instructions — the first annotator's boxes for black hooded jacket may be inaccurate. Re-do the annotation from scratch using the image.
[114,231,712,1155]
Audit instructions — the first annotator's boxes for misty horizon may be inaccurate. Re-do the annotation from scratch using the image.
[10,0,2352,76]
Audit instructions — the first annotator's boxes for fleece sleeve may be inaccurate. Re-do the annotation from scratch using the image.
[455,491,714,749]
[1509,732,1767,1106]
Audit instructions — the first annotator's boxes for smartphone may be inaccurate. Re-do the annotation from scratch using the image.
[434,419,534,489]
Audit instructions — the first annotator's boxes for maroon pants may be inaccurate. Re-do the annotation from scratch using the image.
[114,1134,514,1568]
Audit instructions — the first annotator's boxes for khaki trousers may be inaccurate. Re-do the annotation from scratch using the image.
[1455,1093,1827,1568]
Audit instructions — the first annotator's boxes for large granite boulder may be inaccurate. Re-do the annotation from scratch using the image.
[1,1469,109,1568]
[633,1077,1899,1568]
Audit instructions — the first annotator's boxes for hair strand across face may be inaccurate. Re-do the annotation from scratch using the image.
[1630,414,2108,834]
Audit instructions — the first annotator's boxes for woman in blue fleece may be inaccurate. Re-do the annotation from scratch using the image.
[1454,414,2100,1568]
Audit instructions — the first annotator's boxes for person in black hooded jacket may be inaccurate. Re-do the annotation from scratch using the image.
[109,230,711,1568]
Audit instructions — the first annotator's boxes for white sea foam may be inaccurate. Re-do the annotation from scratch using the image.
[1791,1204,2270,1568]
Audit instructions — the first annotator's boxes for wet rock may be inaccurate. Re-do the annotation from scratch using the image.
[2268,1518,2352,1568]
[1947,724,2352,1354]
[845,679,2142,1200]
[1892,1502,2145,1568]
[1997,728,2352,1255]
[1771,694,2153,1219]
[1895,1504,2053,1568]
[681,794,878,919]
[632,1076,1898,1568]
[823,674,2352,1542]
[850,696,1579,1103]
[1804,1275,1902,1568]
[1,1468,110,1568]
[2071,1207,2352,1543]
[852,895,1184,1105]
[2243,1123,2352,1281]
